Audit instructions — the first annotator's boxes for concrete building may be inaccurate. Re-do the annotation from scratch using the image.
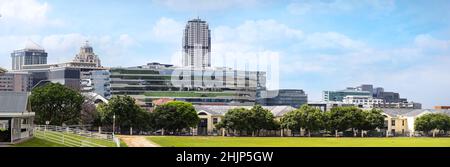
[342,95,384,108]
[194,105,295,136]
[257,89,308,108]
[11,40,48,71]
[0,92,35,144]
[324,84,420,109]
[110,62,266,108]
[0,71,32,92]
[182,18,211,68]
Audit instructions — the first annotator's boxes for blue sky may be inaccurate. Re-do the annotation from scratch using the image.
[1,0,449,108]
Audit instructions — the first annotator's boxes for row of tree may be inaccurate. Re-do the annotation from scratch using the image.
[30,83,200,134]
[216,105,386,137]
[30,83,450,137]
[216,105,279,136]
[415,113,450,137]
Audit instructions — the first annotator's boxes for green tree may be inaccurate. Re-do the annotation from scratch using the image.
[280,109,304,136]
[280,105,325,137]
[219,108,251,136]
[301,105,325,137]
[97,95,150,133]
[249,105,276,136]
[30,83,84,125]
[326,106,363,137]
[415,113,450,137]
[357,109,386,137]
[152,101,199,135]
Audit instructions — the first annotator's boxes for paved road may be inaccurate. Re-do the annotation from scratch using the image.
[118,135,160,147]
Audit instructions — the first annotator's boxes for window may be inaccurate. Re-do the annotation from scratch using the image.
[213,118,218,124]
[402,120,405,126]
[391,119,395,126]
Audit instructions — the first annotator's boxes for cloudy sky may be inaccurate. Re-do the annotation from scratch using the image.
[1,0,449,108]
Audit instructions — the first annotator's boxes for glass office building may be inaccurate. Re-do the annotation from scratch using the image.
[110,62,266,108]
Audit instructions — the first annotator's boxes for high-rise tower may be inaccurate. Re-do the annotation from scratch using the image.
[11,40,48,70]
[182,18,211,68]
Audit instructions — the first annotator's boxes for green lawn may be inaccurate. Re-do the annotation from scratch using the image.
[14,138,66,147]
[147,136,450,147]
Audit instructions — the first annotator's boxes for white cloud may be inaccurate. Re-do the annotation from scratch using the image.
[152,0,264,12]
[0,0,48,22]
[287,0,395,15]
[0,0,63,28]
[150,17,184,43]
[302,32,366,50]
[414,34,449,51]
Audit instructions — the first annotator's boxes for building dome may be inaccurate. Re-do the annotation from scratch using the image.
[73,41,101,67]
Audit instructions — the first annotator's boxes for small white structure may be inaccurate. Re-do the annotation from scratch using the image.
[0,92,35,144]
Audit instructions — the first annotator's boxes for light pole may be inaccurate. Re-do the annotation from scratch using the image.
[112,114,116,137]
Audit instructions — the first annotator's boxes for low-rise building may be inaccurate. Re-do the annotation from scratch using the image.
[0,92,35,144]
[381,109,450,136]
[194,105,295,136]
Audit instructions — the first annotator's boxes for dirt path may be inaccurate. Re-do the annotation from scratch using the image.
[118,135,160,147]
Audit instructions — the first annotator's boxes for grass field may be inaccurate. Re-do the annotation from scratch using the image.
[147,136,450,147]
[14,138,66,147]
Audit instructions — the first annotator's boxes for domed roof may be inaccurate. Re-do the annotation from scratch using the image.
[24,39,44,50]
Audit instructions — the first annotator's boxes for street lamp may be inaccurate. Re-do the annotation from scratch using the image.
[112,114,116,137]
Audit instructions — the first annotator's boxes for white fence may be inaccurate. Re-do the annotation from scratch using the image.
[34,125,120,147]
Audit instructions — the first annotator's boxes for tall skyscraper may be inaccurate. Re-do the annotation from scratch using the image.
[182,18,211,68]
[11,40,48,70]
[73,41,102,67]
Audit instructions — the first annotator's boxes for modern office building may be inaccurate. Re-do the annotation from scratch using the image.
[11,40,48,71]
[257,89,308,108]
[182,18,211,68]
[110,62,266,108]
[73,41,101,67]
[323,84,420,109]
[323,89,372,102]
[16,43,109,99]
[0,72,32,92]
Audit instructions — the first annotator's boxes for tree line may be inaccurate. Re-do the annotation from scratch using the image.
[30,83,450,136]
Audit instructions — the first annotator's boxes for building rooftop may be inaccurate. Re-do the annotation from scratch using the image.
[0,92,31,113]
[381,108,450,117]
